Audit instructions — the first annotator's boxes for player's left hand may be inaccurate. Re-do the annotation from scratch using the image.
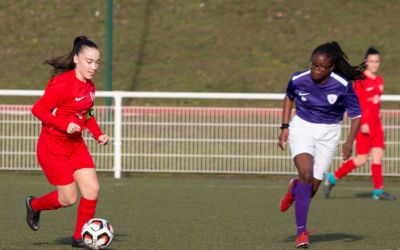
[278,129,289,151]
[360,124,370,134]
[342,141,353,160]
[98,134,110,145]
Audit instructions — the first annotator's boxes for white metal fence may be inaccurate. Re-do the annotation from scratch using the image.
[1,90,400,178]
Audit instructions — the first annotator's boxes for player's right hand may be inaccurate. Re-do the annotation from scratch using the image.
[278,129,289,150]
[98,134,110,145]
[342,141,353,160]
[360,124,370,134]
[67,122,81,134]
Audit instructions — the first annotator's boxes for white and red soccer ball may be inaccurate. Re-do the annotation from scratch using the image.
[81,218,114,249]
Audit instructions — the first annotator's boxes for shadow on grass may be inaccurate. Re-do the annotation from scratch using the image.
[354,192,372,198]
[33,233,127,249]
[284,233,364,243]
[33,236,71,247]
[319,192,372,200]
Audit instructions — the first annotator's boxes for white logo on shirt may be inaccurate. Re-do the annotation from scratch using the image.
[327,94,338,104]
[298,91,310,96]
[51,108,57,116]
[75,96,85,102]
[298,91,310,101]
[366,87,374,92]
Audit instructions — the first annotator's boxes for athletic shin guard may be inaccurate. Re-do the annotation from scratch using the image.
[31,190,63,211]
[73,197,97,240]
[334,160,357,180]
[371,163,384,190]
[295,183,312,236]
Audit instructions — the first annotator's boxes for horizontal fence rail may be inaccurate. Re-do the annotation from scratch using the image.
[1,90,400,178]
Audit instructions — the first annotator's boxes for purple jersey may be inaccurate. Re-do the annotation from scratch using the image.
[286,70,361,124]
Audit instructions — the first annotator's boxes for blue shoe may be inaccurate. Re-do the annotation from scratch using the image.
[322,173,336,198]
[372,189,396,201]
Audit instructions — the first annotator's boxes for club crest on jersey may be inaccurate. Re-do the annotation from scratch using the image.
[327,94,338,104]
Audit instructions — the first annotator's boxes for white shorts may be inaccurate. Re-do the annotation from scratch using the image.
[288,115,341,180]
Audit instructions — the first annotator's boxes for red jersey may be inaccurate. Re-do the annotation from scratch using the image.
[353,73,384,127]
[32,70,103,139]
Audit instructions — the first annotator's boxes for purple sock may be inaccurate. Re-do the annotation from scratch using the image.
[295,182,312,236]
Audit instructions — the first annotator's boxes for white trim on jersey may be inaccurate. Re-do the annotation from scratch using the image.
[330,72,349,86]
[292,70,311,81]
[350,115,361,119]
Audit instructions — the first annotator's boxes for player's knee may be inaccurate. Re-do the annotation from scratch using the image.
[354,156,368,166]
[372,153,383,164]
[372,157,382,164]
[82,183,100,200]
[59,192,78,206]
[299,172,313,183]
[91,183,100,198]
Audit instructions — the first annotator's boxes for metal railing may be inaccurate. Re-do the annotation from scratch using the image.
[1,89,400,178]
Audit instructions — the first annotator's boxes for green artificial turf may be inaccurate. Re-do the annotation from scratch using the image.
[1,172,399,249]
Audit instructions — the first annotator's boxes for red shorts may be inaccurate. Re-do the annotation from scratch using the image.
[355,123,384,155]
[37,131,95,186]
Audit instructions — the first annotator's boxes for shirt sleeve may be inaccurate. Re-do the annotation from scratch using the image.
[31,79,70,132]
[86,116,104,141]
[344,82,362,119]
[286,79,296,100]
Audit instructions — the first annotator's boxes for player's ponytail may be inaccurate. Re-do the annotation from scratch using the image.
[311,41,365,80]
[44,36,98,77]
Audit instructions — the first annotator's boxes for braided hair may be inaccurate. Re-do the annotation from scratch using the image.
[45,36,98,77]
[311,41,365,80]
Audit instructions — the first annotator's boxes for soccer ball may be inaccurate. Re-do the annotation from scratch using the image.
[81,218,114,249]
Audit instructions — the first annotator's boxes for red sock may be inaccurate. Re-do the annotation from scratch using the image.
[73,197,97,240]
[31,190,63,211]
[334,160,357,180]
[371,163,384,189]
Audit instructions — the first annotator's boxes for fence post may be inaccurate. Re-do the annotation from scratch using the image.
[113,94,122,178]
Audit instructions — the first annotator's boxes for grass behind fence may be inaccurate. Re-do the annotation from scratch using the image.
[1,1,400,107]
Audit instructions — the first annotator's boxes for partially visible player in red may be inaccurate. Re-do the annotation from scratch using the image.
[25,36,110,248]
[323,47,396,201]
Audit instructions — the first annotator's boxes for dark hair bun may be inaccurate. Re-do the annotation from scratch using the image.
[366,47,380,55]
[73,36,88,49]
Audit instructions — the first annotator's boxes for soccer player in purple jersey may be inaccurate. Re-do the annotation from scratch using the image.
[277,41,364,248]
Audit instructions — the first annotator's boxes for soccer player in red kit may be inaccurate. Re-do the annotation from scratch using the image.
[25,36,110,248]
[323,47,396,201]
